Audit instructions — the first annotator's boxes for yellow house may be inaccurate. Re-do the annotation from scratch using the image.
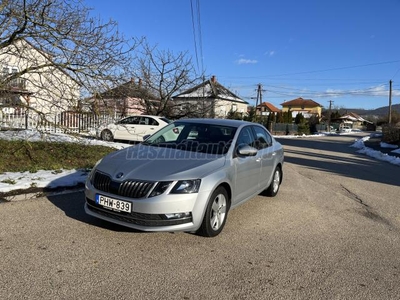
[281,97,322,118]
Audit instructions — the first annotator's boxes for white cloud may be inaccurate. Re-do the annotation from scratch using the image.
[236,58,258,65]
[265,50,275,57]
[323,85,400,98]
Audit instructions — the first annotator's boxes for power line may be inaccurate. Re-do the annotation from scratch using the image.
[219,59,400,80]
[196,0,204,76]
[392,66,400,79]
[190,0,200,74]
[190,0,204,77]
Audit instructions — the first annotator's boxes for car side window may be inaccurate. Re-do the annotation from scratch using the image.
[236,126,256,147]
[119,116,139,125]
[148,118,159,126]
[139,117,159,126]
[253,126,272,149]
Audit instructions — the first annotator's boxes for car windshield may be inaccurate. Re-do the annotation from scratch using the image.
[160,117,172,124]
[142,122,237,155]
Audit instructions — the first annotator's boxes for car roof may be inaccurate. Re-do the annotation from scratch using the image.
[123,115,165,119]
[173,118,256,128]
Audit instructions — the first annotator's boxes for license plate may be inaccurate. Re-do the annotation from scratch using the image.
[95,194,132,213]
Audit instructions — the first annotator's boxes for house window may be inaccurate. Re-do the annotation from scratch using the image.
[232,104,237,112]
[2,66,19,75]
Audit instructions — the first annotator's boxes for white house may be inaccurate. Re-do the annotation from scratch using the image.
[172,76,248,118]
[0,39,80,115]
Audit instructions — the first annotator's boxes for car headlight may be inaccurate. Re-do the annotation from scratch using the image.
[88,158,103,184]
[170,179,201,194]
[149,181,173,197]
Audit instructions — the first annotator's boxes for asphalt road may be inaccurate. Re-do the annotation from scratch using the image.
[1,132,399,300]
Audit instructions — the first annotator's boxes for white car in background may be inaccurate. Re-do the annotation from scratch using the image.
[98,115,171,142]
[339,126,352,133]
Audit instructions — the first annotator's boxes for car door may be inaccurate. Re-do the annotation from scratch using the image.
[114,116,139,140]
[252,125,275,189]
[134,117,160,140]
[232,126,261,205]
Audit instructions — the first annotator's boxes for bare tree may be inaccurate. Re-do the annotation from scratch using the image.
[0,0,141,121]
[133,40,202,118]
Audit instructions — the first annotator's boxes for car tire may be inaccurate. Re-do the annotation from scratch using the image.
[101,130,114,142]
[197,186,229,237]
[265,166,282,197]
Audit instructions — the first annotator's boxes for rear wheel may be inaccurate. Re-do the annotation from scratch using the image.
[265,166,282,197]
[101,130,114,142]
[197,187,229,237]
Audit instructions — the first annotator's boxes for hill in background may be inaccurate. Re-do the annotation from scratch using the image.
[333,104,400,117]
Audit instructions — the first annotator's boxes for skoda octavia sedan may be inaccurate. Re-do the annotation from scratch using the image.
[85,119,284,237]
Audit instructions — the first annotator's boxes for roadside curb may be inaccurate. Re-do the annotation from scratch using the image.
[0,184,85,203]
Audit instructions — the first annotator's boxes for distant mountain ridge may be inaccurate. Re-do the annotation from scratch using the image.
[337,104,400,116]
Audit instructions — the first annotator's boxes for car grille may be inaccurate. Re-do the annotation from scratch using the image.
[92,171,155,199]
[86,198,192,226]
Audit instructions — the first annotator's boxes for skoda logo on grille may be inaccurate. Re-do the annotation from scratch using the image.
[116,172,124,179]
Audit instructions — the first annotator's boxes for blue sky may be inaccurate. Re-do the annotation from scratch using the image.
[84,0,400,110]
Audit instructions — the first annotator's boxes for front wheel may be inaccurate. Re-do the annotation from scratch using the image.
[101,129,114,142]
[265,166,282,197]
[197,187,229,237]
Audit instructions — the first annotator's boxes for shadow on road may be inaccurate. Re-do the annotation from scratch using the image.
[276,134,400,187]
[46,189,142,233]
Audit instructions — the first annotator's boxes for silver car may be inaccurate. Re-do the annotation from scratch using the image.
[85,119,284,237]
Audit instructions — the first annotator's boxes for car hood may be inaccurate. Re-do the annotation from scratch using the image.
[96,145,227,181]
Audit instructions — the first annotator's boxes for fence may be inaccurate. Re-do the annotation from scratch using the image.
[1,110,332,136]
[269,123,328,135]
[0,110,116,135]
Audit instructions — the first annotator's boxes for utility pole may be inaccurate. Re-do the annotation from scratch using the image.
[251,83,265,122]
[389,80,392,124]
[256,83,264,108]
[328,100,333,132]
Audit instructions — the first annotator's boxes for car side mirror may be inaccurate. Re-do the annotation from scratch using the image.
[143,134,151,141]
[237,144,258,157]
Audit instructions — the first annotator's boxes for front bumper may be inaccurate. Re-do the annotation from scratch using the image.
[84,181,211,233]
[85,198,192,227]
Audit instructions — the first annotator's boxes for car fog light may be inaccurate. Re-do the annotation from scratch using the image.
[164,212,191,219]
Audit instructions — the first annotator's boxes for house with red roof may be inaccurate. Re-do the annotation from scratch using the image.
[88,78,159,117]
[256,101,280,116]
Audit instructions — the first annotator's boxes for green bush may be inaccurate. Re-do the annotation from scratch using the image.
[297,123,310,135]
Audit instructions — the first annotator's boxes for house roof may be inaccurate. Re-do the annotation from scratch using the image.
[281,97,322,108]
[339,112,372,123]
[173,76,248,104]
[97,79,158,100]
[256,101,280,112]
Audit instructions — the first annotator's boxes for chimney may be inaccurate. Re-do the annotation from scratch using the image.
[130,77,135,83]
[138,78,142,87]
[211,75,216,83]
